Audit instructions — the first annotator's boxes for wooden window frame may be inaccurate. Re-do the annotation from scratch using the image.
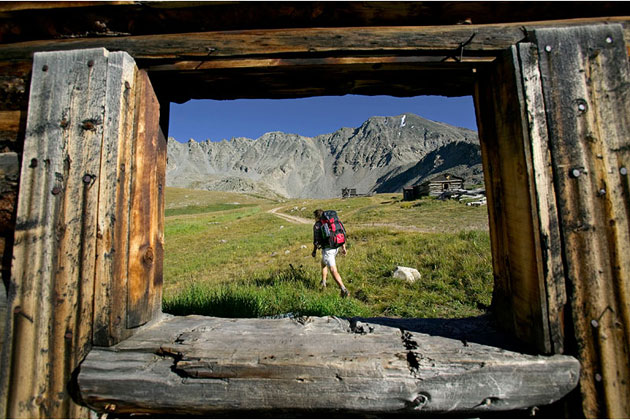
[1,21,629,418]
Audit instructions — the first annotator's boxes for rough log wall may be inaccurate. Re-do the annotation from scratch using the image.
[0,4,627,417]
[0,48,163,418]
[533,24,630,418]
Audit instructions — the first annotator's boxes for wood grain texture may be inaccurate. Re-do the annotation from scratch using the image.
[1,19,627,102]
[1,18,628,62]
[126,70,162,328]
[474,47,553,353]
[0,47,110,419]
[474,55,514,344]
[0,1,629,44]
[0,47,164,418]
[516,43,567,355]
[78,315,580,416]
[0,25,524,62]
[534,24,630,418]
[92,51,137,346]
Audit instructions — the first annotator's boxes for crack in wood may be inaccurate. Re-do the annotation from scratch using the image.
[78,316,580,414]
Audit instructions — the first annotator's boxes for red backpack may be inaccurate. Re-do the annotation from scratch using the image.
[318,210,346,248]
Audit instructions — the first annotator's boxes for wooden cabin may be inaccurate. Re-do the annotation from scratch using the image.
[421,173,465,196]
[341,187,357,198]
[0,2,629,418]
[404,174,465,200]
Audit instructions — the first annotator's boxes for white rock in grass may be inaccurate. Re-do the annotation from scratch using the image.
[392,266,421,283]
[284,250,291,255]
[300,245,308,249]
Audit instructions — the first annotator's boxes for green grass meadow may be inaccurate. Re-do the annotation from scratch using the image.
[163,187,493,319]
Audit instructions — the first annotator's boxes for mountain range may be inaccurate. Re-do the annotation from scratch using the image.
[166,113,483,199]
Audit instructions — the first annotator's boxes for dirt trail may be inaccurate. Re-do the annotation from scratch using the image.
[267,208,437,233]
[268,207,312,225]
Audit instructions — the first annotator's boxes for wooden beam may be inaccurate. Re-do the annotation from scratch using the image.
[0,1,131,13]
[475,45,562,354]
[1,2,629,44]
[126,70,163,328]
[0,25,523,62]
[0,47,165,418]
[516,42,567,354]
[0,48,111,419]
[92,51,137,347]
[1,19,628,102]
[533,23,630,418]
[0,18,629,64]
[147,55,495,72]
[78,315,580,416]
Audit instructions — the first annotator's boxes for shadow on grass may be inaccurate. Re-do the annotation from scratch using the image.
[253,264,316,288]
[163,269,370,319]
[164,286,267,318]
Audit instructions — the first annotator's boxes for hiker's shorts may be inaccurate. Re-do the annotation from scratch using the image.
[321,247,339,267]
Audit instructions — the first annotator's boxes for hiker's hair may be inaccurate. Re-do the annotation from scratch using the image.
[314,209,324,219]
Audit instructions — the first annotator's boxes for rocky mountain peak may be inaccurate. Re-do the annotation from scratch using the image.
[166,113,482,198]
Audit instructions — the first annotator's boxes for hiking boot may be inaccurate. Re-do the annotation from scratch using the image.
[340,288,349,298]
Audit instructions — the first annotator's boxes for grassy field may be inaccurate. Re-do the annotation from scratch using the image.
[163,187,493,319]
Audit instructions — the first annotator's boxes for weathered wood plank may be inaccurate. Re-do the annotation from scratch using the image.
[92,51,137,346]
[0,26,516,61]
[0,47,111,418]
[534,23,630,418]
[0,47,164,418]
[474,55,515,345]
[78,315,580,416]
[1,18,629,64]
[3,20,626,102]
[126,70,161,328]
[474,46,553,353]
[148,55,496,73]
[516,43,567,354]
[2,1,630,43]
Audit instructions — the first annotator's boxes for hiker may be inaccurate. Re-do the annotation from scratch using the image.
[311,208,349,298]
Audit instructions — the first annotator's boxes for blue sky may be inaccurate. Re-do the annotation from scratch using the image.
[168,95,477,143]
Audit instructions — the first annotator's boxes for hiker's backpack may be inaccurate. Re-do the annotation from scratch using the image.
[318,210,346,248]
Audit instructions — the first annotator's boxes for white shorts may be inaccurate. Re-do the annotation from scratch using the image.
[321,247,339,267]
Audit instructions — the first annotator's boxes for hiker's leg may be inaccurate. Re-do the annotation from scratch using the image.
[329,265,349,297]
[320,262,328,285]
[329,265,346,290]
